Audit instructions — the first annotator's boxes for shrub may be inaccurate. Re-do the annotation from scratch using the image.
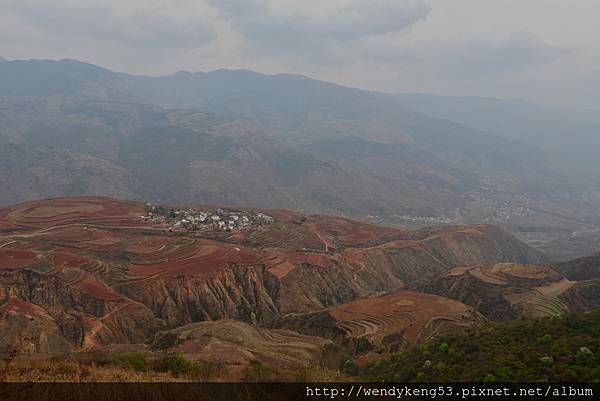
[355,337,370,353]
[155,354,188,375]
[111,353,147,371]
[186,361,212,380]
[536,334,552,347]
[355,309,600,382]
[343,359,358,376]
[576,347,594,364]
[244,360,274,381]
[483,374,496,382]
[434,362,447,372]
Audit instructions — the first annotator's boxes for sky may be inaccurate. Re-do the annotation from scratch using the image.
[1,0,599,108]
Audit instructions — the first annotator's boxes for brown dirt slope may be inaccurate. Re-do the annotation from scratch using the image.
[0,197,545,354]
[150,320,343,370]
[278,290,483,352]
[416,263,579,320]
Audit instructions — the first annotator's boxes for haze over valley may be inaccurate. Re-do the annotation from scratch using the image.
[1,0,600,386]
[1,58,599,261]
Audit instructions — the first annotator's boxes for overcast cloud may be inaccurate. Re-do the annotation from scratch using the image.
[0,0,598,108]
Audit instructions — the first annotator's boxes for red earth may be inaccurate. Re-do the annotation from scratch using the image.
[0,196,545,355]
[0,196,535,297]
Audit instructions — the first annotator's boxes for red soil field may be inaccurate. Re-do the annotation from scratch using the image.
[129,240,261,277]
[0,197,524,338]
[72,275,122,301]
[0,197,516,288]
[328,290,479,346]
[3,197,144,230]
[0,249,38,269]
[0,298,52,318]
[312,216,407,246]
[51,252,92,272]
[263,251,338,278]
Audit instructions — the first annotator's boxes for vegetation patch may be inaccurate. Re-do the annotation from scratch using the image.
[356,309,600,382]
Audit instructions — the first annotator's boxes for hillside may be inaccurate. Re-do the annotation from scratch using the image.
[0,143,142,205]
[121,68,573,195]
[0,94,460,215]
[278,290,484,352]
[1,58,599,259]
[356,309,600,382]
[395,93,600,177]
[0,197,545,355]
[416,263,576,320]
[0,60,585,210]
[555,253,600,281]
[0,59,138,101]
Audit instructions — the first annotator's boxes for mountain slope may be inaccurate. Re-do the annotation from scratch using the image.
[0,197,545,353]
[0,143,142,205]
[395,93,600,179]
[0,58,596,237]
[416,263,573,320]
[555,253,600,281]
[0,92,465,215]
[0,59,138,101]
[356,309,600,382]
[121,69,572,194]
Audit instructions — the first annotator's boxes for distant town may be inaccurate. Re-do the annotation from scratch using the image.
[393,214,455,224]
[484,203,530,224]
[141,203,273,232]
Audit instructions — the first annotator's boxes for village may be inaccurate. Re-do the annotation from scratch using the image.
[141,203,274,232]
[484,202,530,224]
[393,214,455,224]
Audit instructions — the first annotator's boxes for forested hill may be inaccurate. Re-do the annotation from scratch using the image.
[356,310,600,382]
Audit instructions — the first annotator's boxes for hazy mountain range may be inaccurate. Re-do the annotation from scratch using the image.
[1,58,599,258]
[395,93,600,173]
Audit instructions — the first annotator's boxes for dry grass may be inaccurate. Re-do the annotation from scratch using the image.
[1,357,174,382]
[0,354,345,382]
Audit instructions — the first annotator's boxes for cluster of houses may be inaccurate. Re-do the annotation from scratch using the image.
[141,204,273,232]
[484,203,529,224]
[394,214,454,224]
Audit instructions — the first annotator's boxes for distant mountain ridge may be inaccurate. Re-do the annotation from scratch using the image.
[0,58,138,101]
[0,58,597,234]
[394,92,600,174]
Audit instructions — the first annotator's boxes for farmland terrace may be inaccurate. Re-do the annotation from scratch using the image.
[0,196,550,362]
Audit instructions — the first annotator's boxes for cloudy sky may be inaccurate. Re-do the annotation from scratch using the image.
[1,0,599,108]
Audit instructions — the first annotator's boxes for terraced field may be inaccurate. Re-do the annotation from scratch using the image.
[0,197,144,231]
[331,291,482,347]
[419,263,576,319]
[504,279,574,317]
[280,291,483,352]
[0,196,548,356]
[151,320,341,370]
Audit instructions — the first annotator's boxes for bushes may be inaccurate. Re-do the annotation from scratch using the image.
[109,353,215,380]
[111,353,147,371]
[355,337,371,353]
[356,309,600,382]
[154,354,213,380]
[342,359,359,376]
[243,360,274,381]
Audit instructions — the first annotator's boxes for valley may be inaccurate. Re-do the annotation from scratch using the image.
[2,59,600,263]
[1,196,598,381]
[2,0,599,389]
